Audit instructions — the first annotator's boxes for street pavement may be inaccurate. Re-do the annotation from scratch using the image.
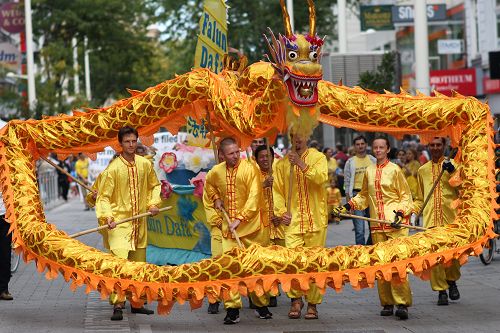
[1,197,500,333]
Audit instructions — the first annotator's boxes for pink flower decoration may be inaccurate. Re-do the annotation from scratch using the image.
[190,172,207,198]
[159,152,178,173]
[160,180,173,200]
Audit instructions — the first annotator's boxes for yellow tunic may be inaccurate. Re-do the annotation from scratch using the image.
[75,158,89,178]
[349,160,413,232]
[405,160,421,198]
[327,158,337,173]
[353,155,373,190]
[259,169,284,240]
[326,187,342,212]
[273,148,328,235]
[203,168,224,257]
[96,155,161,251]
[413,158,459,228]
[203,159,262,239]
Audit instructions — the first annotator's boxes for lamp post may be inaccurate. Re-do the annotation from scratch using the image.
[414,0,430,95]
[24,0,36,110]
[84,37,91,101]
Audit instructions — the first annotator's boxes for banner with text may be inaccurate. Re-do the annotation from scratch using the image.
[193,0,227,74]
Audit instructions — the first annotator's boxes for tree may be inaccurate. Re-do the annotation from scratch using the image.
[157,0,341,78]
[358,51,398,93]
[29,0,168,117]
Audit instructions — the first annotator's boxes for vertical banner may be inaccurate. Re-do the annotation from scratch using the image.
[193,0,228,74]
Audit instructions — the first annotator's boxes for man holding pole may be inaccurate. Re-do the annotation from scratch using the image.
[412,137,461,306]
[95,126,161,321]
[273,133,328,320]
[203,137,271,324]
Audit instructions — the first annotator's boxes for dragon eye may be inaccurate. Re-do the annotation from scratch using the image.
[309,51,318,61]
[288,51,298,60]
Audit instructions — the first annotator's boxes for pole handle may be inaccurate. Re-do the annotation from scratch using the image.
[339,213,428,231]
[41,156,93,192]
[69,206,172,238]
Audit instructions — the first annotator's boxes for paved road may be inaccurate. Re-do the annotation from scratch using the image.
[1,198,500,333]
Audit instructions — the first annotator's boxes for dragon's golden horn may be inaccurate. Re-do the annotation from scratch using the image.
[307,0,316,37]
[279,0,293,37]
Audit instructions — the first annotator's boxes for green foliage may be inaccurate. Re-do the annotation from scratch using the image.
[358,51,397,93]
[27,0,168,117]
[157,0,338,78]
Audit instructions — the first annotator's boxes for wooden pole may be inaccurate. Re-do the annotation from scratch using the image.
[415,148,457,221]
[205,110,218,162]
[69,206,172,238]
[287,137,295,214]
[220,207,244,248]
[41,156,93,192]
[339,213,428,231]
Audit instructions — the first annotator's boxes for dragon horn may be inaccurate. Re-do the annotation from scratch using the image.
[279,0,293,37]
[307,0,316,37]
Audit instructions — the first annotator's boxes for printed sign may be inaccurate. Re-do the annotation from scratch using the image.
[437,39,463,55]
[392,4,447,23]
[0,42,21,72]
[194,0,228,74]
[430,68,477,96]
[360,5,394,31]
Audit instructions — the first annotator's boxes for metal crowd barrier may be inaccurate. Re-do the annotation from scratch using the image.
[38,169,62,210]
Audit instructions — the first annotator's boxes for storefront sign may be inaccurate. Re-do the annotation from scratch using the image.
[360,5,394,31]
[0,42,20,71]
[392,4,447,23]
[437,39,464,55]
[430,68,477,96]
[0,2,24,34]
[484,77,500,94]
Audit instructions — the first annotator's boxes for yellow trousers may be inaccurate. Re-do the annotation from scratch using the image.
[222,228,270,309]
[211,227,223,257]
[430,259,461,291]
[109,248,146,305]
[285,228,327,304]
[372,230,412,307]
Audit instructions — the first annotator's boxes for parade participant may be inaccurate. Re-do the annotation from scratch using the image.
[255,145,283,246]
[273,133,328,320]
[250,137,265,156]
[344,135,376,245]
[413,137,461,306]
[326,176,342,224]
[75,153,91,210]
[403,149,420,199]
[95,126,161,321]
[255,145,283,307]
[0,191,13,301]
[203,148,224,315]
[203,137,271,324]
[334,136,413,320]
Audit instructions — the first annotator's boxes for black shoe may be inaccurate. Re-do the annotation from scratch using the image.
[208,301,220,314]
[380,305,394,316]
[0,291,13,301]
[269,296,278,308]
[223,308,240,325]
[447,281,460,300]
[437,290,449,306]
[131,306,154,315]
[255,306,273,319]
[395,305,409,320]
[111,307,123,321]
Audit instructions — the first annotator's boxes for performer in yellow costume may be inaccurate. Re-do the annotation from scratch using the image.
[273,133,328,320]
[95,126,161,321]
[334,136,413,320]
[413,137,461,306]
[203,137,271,325]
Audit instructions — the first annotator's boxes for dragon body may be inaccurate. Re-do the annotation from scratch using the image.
[0,0,495,315]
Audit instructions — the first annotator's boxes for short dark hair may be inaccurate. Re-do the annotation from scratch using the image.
[432,137,447,145]
[219,137,238,152]
[322,147,332,154]
[373,135,390,149]
[353,135,367,145]
[255,145,274,159]
[118,126,138,143]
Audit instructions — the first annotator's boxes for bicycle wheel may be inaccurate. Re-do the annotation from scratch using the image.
[10,247,20,273]
[480,239,496,265]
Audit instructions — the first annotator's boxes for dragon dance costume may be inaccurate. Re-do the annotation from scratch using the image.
[204,159,270,309]
[349,160,413,307]
[414,158,461,292]
[273,147,328,304]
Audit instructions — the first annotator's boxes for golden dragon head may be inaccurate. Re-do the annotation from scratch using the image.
[264,0,325,107]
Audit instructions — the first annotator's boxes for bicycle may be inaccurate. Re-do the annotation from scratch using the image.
[479,219,500,265]
[10,244,20,273]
